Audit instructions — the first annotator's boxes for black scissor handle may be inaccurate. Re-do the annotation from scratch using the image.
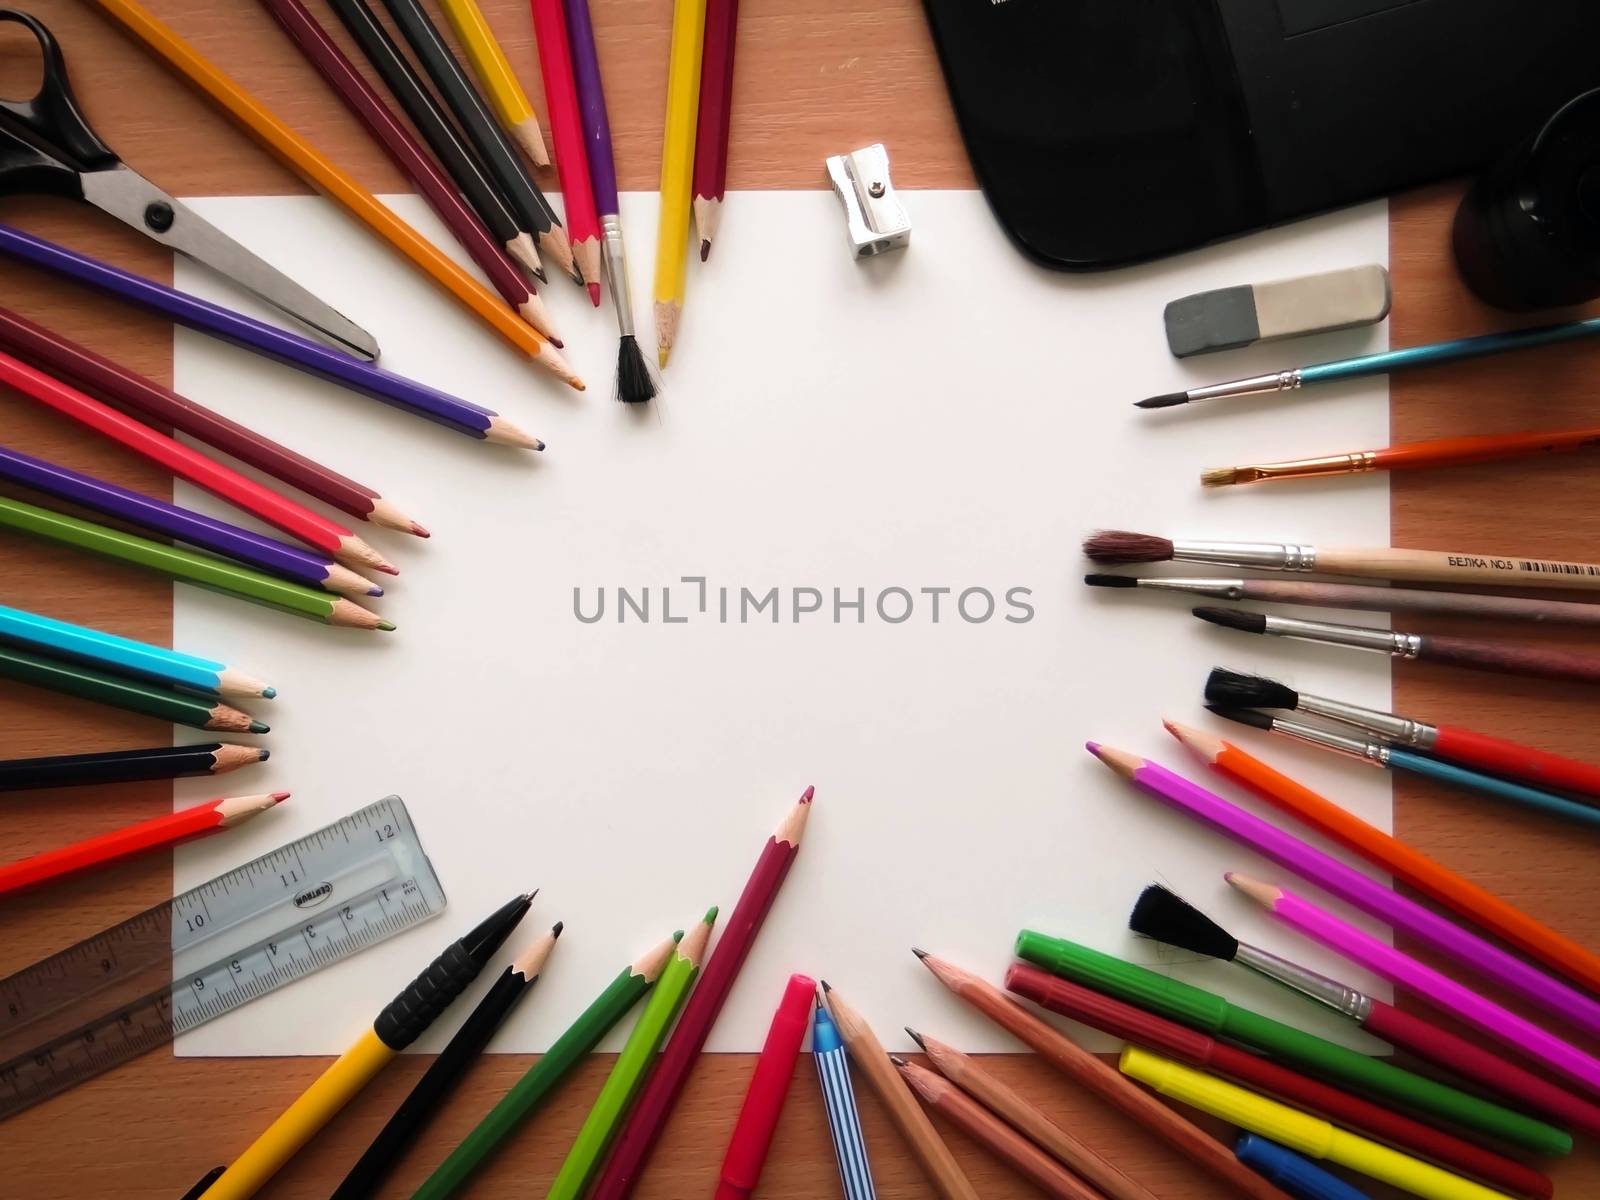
[0,10,117,171]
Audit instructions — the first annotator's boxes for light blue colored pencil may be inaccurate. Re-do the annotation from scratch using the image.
[1390,746,1600,830]
[0,603,273,701]
[1138,314,1600,408]
[813,995,876,1200]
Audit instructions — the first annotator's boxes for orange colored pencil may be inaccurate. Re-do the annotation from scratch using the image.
[1166,719,1600,998]
[86,0,582,390]
[894,1058,1103,1200]
[0,792,286,898]
[1203,426,1600,487]
[913,950,1292,1200]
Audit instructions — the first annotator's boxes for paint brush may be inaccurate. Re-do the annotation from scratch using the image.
[1084,529,1600,591]
[1085,573,1600,627]
[1194,606,1600,684]
[1205,666,1600,800]
[1134,314,1600,409]
[1129,883,1600,1134]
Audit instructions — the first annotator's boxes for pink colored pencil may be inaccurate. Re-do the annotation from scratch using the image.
[529,0,601,300]
[1230,874,1600,1098]
[1086,742,1600,1043]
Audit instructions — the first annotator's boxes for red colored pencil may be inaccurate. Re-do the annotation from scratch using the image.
[0,792,287,899]
[588,786,814,1199]
[0,351,396,574]
[0,307,424,537]
[1006,963,1553,1200]
[529,0,601,300]
[259,0,560,344]
[715,973,816,1200]
[691,0,737,260]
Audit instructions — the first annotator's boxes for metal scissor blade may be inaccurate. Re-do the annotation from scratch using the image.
[79,167,379,361]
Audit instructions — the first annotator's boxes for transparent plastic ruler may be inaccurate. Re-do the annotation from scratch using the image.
[0,795,445,1120]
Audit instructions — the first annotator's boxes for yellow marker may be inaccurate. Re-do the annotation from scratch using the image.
[200,894,532,1199]
[436,0,551,167]
[86,0,582,390]
[652,0,708,368]
[1118,1047,1513,1200]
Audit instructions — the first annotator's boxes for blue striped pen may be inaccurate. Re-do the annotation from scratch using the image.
[0,603,273,701]
[0,445,380,598]
[1137,314,1600,409]
[1235,1134,1371,1200]
[813,992,876,1200]
[1215,708,1600,832]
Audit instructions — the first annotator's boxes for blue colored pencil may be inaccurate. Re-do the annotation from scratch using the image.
[0,603,273,701]
[1137,314,1600,409]
[813,995,876,1200]
[1389,746,1600,830]
[1235,1135,1371,1200]
[0,445,380,598]
[0,222,541,448]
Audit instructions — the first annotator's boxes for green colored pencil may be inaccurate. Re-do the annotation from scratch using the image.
[0,643,267,733]
[413,930,685,1200]
[545,910,717,1200]
[1014,930,1572,1157]
[0,495,391,631]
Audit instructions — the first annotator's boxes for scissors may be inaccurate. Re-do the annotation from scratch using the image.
[0,9,378,361]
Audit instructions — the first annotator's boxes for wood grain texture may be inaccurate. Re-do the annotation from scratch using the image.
[0,4,1595,1198]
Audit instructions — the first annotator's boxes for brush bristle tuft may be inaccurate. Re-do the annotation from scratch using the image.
[1082,530,1175,564]
[1084,573,1140,589]
[616,335,659,405]
[1199,466,1238,488]
[1205,667,1299,711]
[1205,704,1275,732]
[1135,391,1190,410]
[1194,606,1267,634]
[1129,884,1239,962]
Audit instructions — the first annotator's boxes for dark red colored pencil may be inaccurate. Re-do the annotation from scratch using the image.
[0,306,424,537]
[257,0,560,345]
[691,0,738,261]
[587,787,813,1199]
[1006,963,1553,1200]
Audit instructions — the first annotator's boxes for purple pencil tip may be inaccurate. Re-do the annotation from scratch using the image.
[1085,741,1103,757]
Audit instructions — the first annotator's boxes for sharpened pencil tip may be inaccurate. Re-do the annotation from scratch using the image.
[587,281,601,307]
[368,586,384,597]
[410,522,431,538]
[258,749,270,761]
[890,1055,908,1067]
[269,791,291,802]
[801,785,815,803]
[1085,740,1103,758]
[819,979,832,993]
[911,947,929,960]
[378,620,397,632]
[1135,391,1190,410]
[261,687,277,699]
[905,1026,926,1049]
[704,906,719,922]
[552,921,564,936]
[249,720,270,734]
[375,563,399,576]
[700,240,711,263]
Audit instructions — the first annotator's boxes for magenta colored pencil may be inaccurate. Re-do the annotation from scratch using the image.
[1232,875,1600,1097]
[587,788,813,1200]
[1086,743,1600,1043]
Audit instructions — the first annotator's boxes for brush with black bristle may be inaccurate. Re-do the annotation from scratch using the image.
[601,219,659,405]
[1203,667,1302,713]
[1129,882,1600,1133]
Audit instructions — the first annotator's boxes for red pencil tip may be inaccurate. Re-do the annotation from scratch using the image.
[410,522,431,538]
[587,281,601,307]
[376,564,400,576]
[700,240,711,262]
[270,791,290,802]
[801,785,815,803]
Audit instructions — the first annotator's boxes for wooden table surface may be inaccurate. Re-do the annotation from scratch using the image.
[2,2,1598,1197]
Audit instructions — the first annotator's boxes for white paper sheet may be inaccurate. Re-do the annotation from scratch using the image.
[171,191,1392,1055]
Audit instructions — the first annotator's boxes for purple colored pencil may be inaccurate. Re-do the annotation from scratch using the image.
[0,444,382,598]
[1086,742,1600,1042]
[563,0,619,216]
[0,222,526,445]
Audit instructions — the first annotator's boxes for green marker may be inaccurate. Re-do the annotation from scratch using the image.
[0,496,389,630]
[545,909,718,1200]
[414,929,686,1200]
[1015,930,1572,1158]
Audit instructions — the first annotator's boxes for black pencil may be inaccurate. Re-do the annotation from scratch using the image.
[378,0,580,283]
[0,743,269,792]
[324,0,546,282]
[329,922,562,1199]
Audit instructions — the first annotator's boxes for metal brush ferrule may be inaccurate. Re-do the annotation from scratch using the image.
[1235,942,1373,1021]
[1263,615,1421,658]
[1137,577,1247,600]
[1239,452,1380,484]
[1296,692,1439,748]
[600,216,636,337]
[1188,369,1304,403]
[1172,540,1317,572]
[1272,716,1392,767]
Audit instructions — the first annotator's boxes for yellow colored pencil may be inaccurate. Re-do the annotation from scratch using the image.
[652,0,708,368]
[1120,1047,1508,1200]
[436,0,551,167]
[86,0,581,391]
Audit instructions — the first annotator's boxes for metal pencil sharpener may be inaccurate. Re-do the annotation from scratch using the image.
[827,144,911,258]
